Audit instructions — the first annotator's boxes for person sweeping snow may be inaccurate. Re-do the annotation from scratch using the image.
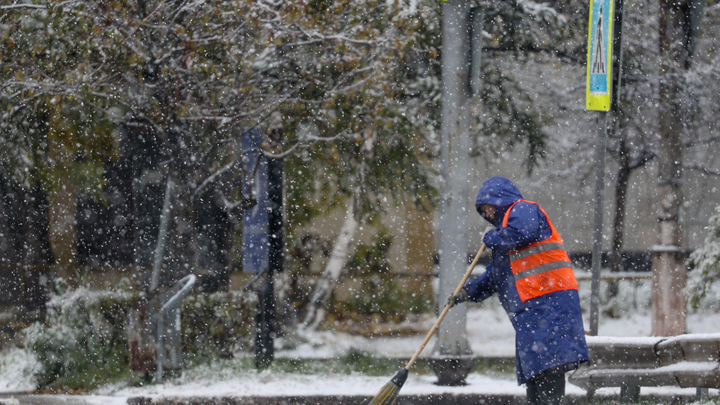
[449,176,589,405]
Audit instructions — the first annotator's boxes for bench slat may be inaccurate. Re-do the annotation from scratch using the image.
[569,335,720,391]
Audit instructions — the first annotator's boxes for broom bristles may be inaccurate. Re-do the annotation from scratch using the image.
[366,368,408,405]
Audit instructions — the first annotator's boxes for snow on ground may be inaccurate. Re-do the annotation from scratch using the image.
[97,373,711,401]
[2,303,720,402]
[102,305,720,401]
[277,299,720,360]
[104,370,532,398]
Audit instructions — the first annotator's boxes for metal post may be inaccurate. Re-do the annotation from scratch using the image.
[255,155,283,369]
[620,385,640,403]
[254,273,274,369]
[697,388,709,401]
[432,0,474,386]
[155,309,165,383]
[611,0,625,112]
[589,0,624,336]
[155,274,196,383]
[589,112,607,336]
[469,7,483,98]
[151,177,174,292]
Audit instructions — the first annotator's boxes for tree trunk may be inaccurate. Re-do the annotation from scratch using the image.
[608,142,655,307]
[24,185,54,310]
[0,178,52,310]
[652,0,689,336]
[0,178,17,263]
[608,138,630,300]
[301,199,357,331]
[47,118,78,280]
[48,176,77,279]
[166,180,199,284]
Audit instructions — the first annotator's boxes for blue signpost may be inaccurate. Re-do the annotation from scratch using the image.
[243,130,269,275]
[242,129,283,369]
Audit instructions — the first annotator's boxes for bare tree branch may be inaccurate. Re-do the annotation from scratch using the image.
[684,164,720,177]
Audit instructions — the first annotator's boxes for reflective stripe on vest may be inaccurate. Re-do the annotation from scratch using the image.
[502,200,578,302]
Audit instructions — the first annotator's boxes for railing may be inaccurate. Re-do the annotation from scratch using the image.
[155,274,196,383]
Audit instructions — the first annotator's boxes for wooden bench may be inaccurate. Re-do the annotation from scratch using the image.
[568,334,720,402]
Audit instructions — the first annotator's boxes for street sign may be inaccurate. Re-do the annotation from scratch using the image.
[242,129,269,274]
[586,0,614,111]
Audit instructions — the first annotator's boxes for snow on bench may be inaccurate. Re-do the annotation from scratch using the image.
[568,334,720,401]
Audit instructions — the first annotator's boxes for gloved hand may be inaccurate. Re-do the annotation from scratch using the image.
[447,288,469,308]
[482,225,496,245]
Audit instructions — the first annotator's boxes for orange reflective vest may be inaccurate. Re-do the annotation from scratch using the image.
[502,200,578,302]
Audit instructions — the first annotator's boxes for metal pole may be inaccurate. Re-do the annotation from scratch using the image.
[255,155,283,369]
[151,177,175,292]
[155,274,196,383]
[469,7,483,98]
[432,0,474,386]
[611,0,625,113]
[590,0,623,336]
[589,113,607,336]
[155,311,165,383]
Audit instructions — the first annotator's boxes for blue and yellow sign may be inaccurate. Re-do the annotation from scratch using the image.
[586,0,614,111]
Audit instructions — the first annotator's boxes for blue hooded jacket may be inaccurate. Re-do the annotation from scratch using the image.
[466,177,588,384]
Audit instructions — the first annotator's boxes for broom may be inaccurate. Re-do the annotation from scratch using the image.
[366,243,488,405]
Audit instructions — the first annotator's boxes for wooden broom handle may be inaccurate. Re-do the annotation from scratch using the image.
[403,243,487,370]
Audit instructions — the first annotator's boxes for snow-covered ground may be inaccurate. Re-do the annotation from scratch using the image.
[1,302,719,404]
[276,296,720,360]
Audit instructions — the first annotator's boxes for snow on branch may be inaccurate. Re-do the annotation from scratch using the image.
[193,159,239,198]
[0,4,45,9]
[517,0,565,21]
[262,129,352,159]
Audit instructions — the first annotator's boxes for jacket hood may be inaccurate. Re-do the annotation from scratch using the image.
[475,177,523,226]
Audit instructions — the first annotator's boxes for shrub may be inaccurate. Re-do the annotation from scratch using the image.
[181,291,256,362]
[24,279,134,390]
[687,206,720,309]
[24,278,257,390]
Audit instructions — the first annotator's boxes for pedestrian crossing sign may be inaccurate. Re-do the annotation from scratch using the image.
[586,0,614,111]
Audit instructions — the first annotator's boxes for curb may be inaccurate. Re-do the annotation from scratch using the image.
[126,394,553,405]
[126,393,704,405]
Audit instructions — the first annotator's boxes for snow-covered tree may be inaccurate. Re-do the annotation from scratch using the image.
[470,0,588,172]
[291,0,590,329]
[0,0,437,287]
